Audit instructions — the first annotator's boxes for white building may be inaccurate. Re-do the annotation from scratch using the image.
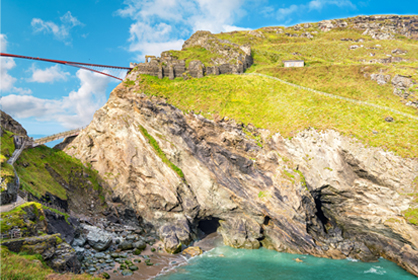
[283,60,304,67]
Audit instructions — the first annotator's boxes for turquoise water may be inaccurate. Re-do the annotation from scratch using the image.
[156,246,416,280]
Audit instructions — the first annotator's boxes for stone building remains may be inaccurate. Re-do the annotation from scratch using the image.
[129,31,253,80]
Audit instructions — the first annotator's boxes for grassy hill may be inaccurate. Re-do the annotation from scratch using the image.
[0,127,105,206]
[129,16,418,158]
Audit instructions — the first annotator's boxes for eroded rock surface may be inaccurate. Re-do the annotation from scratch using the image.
[66,83,418,276]
[1,234,81,273]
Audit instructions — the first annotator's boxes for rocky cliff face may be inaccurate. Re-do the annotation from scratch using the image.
[0,110,27,136]
[316,15,418,40]
[65,83,418,276]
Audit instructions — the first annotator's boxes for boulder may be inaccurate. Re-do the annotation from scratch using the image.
[370,73,391,85]
[182,246,203,257]
[159,220,192,254]
[118,240,133,251]
[121,269,133,276]
[132,240,146,250]
[84,225,113,252]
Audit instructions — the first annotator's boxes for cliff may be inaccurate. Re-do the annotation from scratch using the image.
[65,83,418,276]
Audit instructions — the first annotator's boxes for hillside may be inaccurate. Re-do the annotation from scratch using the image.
[0,122,107,214]
[126,15,418,159]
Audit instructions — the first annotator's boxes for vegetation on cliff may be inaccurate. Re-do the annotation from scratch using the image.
[1,246,100,280]
[138,125,185,179]
[1,129,16,191]
[15,144,104,201]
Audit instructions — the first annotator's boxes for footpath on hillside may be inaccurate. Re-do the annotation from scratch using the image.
[244,73,418,121]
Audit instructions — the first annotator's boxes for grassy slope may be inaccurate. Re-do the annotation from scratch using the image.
[1,129,16,190]
[168,46,223,67]
[15,145,103,200]
[137,74,417,158]
[1,246,101,280]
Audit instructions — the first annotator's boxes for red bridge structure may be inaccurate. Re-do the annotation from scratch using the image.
[0,53,133,81]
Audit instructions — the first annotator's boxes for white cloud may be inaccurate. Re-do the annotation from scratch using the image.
[28,64,70,83]
[276,0,356,22]
[1,69,109,129]
[31,11,83,44]
[0,34,32,95]
[116,0,248,60]
[277,5,299,21]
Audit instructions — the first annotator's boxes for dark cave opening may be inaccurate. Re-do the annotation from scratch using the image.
[198,217,221,235]
[312,191,330,232]
[263,215,271,226]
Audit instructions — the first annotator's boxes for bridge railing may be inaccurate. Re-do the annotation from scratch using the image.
[34,127,85,144]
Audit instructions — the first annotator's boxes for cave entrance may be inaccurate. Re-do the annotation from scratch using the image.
[311,189,331,233]
[198,217,220,235]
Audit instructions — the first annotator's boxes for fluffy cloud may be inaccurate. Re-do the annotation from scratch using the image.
[31,11,83,44]
[1,69,109,129]
[28,64,70,83]
[116,0,249,60]
[0,34,32,94]
[276,0,356,22]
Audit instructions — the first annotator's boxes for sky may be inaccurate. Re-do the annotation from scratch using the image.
[0,0,416,136]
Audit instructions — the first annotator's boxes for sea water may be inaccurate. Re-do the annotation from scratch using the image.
[155,246,416,280]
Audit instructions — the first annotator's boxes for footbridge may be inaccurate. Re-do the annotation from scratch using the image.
[32,127,83,146]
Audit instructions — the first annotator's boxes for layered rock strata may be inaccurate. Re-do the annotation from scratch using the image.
[66,83,418,276]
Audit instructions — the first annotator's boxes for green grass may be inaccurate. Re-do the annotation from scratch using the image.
[15,145,103,200]
[1,129,15,157]
[168,46,224,67]
[403,208,418,225]
[136,74,418,158]
[42,205,70,223]
[124,79,135,87]
[138,125,185,179]
[1,130,17,189]
[0,202,44,234]
[1,246,101,280]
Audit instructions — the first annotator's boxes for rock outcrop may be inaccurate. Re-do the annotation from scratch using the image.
[1,233,81,273]
[65,83,418,276]
[314,15,418,40]
[0,110,27,136]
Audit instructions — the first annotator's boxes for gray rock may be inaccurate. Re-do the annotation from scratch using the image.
[370,73,391,85]
[132,240,146,250]
[95,252,106,259]
[72,237,86,247]
[84,225,113,252]
[118,241,133,251]
[121,269,133,276]
[126,235,136,241]
[74,246,85,262]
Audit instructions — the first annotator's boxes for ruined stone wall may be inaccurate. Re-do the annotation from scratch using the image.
[130,55,250,80]
[128,30,253,80]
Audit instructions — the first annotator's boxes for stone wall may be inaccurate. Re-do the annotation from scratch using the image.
[128,31,253,80]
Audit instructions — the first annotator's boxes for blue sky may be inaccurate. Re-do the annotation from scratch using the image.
[1,0,416,136]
